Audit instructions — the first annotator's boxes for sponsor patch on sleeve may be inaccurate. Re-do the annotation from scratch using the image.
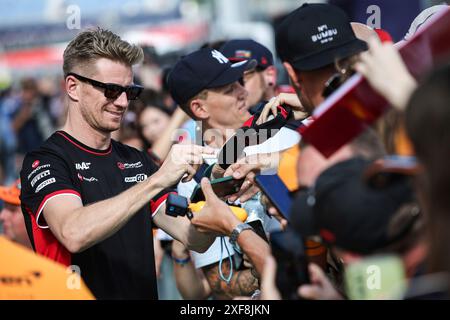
[35,178,56,193]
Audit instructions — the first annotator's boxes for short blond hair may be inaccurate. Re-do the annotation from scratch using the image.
[63,27,143,77]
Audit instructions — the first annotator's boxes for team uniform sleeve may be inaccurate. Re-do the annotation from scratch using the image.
[20,150,82,229]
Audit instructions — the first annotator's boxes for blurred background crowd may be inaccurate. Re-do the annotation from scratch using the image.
[0,0,443,186]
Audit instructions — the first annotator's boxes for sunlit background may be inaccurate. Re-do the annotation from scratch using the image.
[0,0,445,81]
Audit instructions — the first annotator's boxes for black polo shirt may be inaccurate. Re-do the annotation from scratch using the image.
[20,130,168,299]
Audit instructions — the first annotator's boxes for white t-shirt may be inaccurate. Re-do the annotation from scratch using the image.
[177,174,238,269]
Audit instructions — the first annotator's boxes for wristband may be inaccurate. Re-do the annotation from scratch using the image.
[171,254,191,266]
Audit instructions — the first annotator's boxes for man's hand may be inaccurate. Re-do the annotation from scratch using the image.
[257,93,307,125]
[260,195,288,230]
[261,258,343,300]
[153,144,215,188]
[224,153,280,203]
[297,263,343,300]
[190,178,241,235]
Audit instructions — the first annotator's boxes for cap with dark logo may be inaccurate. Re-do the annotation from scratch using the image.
[290,157,419,254]
[220,39,274,70]
[275,3,367,71]
[167,48,256,105]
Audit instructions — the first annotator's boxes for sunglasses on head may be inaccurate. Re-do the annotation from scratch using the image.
[67,72,143,100]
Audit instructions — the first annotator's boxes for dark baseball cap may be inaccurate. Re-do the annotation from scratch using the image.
[290,157,418,254]
[275,3,368,71]
[220,39,274,70]
[167,47,256,105]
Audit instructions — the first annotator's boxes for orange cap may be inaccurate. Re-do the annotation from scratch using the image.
[0,180,21,206]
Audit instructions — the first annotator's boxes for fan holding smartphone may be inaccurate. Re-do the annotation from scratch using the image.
[254,173,311,299]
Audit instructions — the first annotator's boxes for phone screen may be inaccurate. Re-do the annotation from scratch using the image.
[254,174,293,220]
[190,176,245,202]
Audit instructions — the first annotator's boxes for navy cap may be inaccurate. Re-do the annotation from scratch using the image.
[276,3,367,71]
[220,39,274,70]
[167,48,256,105]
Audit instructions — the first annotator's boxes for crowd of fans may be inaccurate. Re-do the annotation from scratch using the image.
[1,2,450,300]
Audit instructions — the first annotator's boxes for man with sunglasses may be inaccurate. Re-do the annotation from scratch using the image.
[19,28,219,299]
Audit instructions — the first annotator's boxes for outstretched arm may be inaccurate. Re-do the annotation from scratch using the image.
[190,178,271,276]
[43,144,214,253]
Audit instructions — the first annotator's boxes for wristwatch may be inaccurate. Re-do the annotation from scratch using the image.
[229,223,254,246]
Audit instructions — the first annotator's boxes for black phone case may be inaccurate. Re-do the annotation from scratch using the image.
[190,177,244,202]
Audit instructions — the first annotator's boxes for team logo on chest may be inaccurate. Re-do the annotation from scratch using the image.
[75,162,91,170]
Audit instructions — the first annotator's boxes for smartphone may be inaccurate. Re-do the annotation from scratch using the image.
[190,176,245,202]
[202,163,215,180]
[254,173,293,220]
[270,227,310,300]
[345,254,406,300]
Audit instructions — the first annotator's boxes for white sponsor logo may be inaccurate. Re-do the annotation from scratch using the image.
[77,173,98,182]
[82,177,98,182]
[30,170,50,187]
[27,164,51,180]
[117,161,143,170]
[75,162,91,170]
[35,178,56,193]
[311,25,338,44]
[124,173,148,183]
[211,50,229,64]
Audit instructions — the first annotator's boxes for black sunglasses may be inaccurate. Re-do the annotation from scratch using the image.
[67,72,143,100]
